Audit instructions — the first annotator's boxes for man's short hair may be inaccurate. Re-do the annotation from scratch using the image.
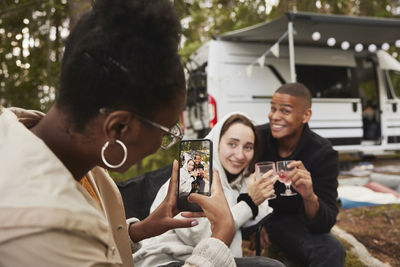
[275,83,312,109]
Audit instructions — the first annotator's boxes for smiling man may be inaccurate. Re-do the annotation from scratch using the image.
[256,83,346,266]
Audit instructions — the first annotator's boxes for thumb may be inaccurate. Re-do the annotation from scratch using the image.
[165,160,179,201]
[169,218,199,229]
[188,170,223,207]
[187,192,207,206]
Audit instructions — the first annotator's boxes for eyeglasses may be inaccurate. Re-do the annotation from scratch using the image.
[99,108,183,150]
[137,114,183,150]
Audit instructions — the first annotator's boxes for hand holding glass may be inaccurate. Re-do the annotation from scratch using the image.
[255,161,277,200]
[276,160,297,196]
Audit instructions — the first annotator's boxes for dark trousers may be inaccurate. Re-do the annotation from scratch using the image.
[266,214,346,267]
[159,256,285,267]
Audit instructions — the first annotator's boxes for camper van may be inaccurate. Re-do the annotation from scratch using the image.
[183,12,400,154]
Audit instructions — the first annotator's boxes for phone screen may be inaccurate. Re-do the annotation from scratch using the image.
[177,139,213,212]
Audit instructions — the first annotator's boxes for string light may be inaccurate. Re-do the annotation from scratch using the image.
[355,43,363,52]
[368,44,377,52]
[312,32,321,41]
[327,37,336,47]
[341,41,350,50]
[381,43,390,50]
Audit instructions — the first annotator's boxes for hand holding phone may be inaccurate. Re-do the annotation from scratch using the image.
[129,160,199,242]
[178,139,213,212]
[185,169,235,246]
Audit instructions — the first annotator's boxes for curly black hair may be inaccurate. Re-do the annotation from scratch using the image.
[56,0,185,130]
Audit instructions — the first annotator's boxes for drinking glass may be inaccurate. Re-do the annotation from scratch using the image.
[255,161,277,200]
[276,160,297,196]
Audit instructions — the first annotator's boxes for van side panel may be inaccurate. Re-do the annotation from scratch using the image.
[207,42,363,148]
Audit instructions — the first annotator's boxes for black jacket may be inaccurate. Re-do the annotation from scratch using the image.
[257,123,339,233]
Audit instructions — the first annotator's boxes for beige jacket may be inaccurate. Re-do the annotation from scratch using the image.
[0,108,123,266]
[0,107,235,267]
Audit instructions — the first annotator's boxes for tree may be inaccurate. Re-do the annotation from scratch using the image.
[2,0,399,111]
[1,0,399,180]
[0,0,70,111]
[176,0,269,61]
[68,0,91,29]
[178,0,400,61]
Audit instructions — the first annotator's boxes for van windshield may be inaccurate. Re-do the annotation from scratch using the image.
[296,65,358,98]
[388,70,400,98]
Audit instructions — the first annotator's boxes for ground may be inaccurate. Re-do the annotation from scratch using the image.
[336,204,400,267]
[335,156,400,266]
[242,204,400,266]
[242,155,400,266]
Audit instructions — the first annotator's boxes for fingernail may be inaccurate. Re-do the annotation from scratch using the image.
[191,220,198,226]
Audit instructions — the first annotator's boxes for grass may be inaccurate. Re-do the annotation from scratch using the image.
[350,204,399,218]
[338,238,366,267]
[252,237,366,267]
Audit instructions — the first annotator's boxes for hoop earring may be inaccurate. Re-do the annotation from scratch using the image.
[101,139,127,169]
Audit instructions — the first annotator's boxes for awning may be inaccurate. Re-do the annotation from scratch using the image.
[218,12,400,48]
[377,50,400,71]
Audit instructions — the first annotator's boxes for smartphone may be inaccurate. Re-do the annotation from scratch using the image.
[177,139,213,212]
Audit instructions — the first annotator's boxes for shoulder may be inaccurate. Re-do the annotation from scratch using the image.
[301,127,338,164]
[256,123,270,133]
[305,127,335,152]
[256,123,270,142]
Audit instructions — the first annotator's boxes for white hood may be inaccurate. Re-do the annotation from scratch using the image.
[134,112,272,267]
[377,50,400,72]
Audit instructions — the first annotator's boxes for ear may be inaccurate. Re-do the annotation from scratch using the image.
[102,111,141,143]
[302,108,312,124]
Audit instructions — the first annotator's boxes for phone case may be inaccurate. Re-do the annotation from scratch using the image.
[177,139,213,212]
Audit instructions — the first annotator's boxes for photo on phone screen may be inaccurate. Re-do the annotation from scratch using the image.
[177,139,213,212]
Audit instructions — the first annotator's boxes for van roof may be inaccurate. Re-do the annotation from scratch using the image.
[218,12,400,48]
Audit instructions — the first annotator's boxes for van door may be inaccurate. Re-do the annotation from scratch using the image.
[377,50,400,148]
[185,65,209,138]
[355,56,382,144]
[296,63,363,148]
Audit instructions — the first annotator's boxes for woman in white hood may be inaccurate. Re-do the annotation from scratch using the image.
[179,158,196,193]
[133,113,282,267]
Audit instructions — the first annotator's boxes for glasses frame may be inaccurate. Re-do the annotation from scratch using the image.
[99,108,183,150]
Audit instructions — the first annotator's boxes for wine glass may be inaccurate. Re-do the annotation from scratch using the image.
[255,161,277,200]
[276,160,297,196]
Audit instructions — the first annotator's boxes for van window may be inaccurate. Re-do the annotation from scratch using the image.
[356,58,379,107]
[187,67,207,106]
[388,70,400,98]
[296,65,358,98]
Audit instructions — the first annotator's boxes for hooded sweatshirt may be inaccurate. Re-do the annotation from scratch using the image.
[133,112,272,267]
[180,159,195,193]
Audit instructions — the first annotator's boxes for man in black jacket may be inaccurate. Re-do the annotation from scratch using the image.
[256,83,345,266]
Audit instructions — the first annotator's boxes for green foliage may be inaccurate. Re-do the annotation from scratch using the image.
[0,0,69,112]
[388,70,400,98]
[176,0,268,61]
[177,0,400,63]
[338,238,367,267]
[351,204,400,218]
[264,239,367,267]
[1,0,400,180]
[110,143,179,182]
